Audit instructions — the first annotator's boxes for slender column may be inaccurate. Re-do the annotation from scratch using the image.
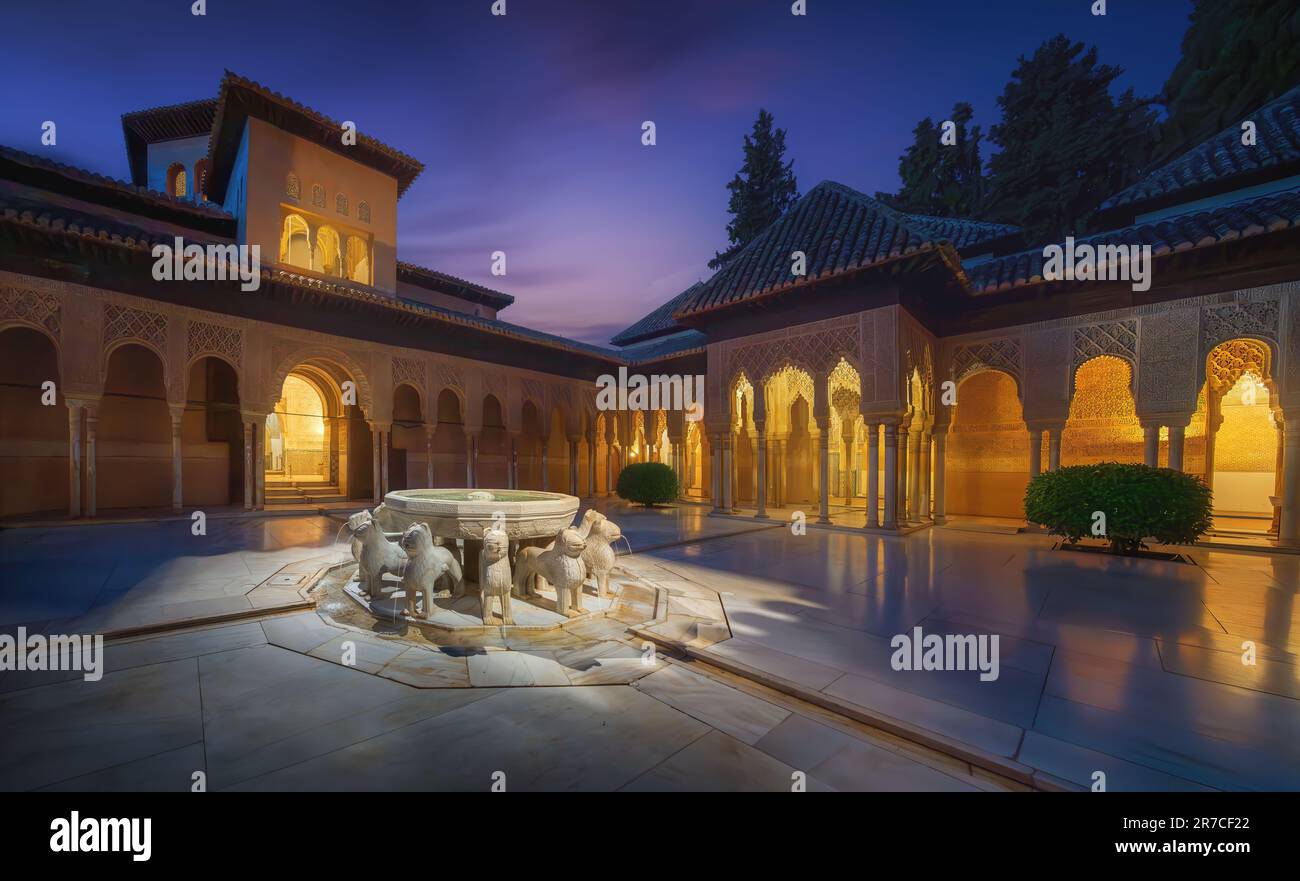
[722,434,734,512]
[1143,424,1159,467]
[755,423,768,518]
[882,422,899,529]
[1047,426,1062,472]
[466,430,479,489]
[897,422,909,522]
[932,427,947,524]
[85,407,99,517]
[539,441,548,491]
[906,429,921,522]
[1028,429,1043,478]
[710,435,723,512]
[380,429,390,496]
[606,441,615,496]
[569,438,579,496]
[1280,415,1300,547]
[508,431,520,489]
[67,402,83,517]
[170,405,185,512]
[425,425,435,487]
[1168,421,1188,472]
[919,430,932,521]
[370,423,382,502]
[866,422,880,528]
[243,420,254,510]
[842,432,855,503]
[817,430,831,523]
[587,433,598,498]
[253,415,265,510]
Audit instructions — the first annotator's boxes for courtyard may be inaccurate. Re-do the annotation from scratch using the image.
[1,501,1295,791]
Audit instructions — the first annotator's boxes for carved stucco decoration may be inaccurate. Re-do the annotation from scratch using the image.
[522,378,548,413]
[1,286,61,338]
[725,321,859,391]
[432,361,464,397]
[1022,327,1070,421]
[266,340,374,416]
[103,303,167,355]
[1137,309,1198,414]
[481,368,507,402]
[187,320,242,366]
[1207,338,1272,393]
[1201,299,1280,353]
[952,338,1021,386]
[392,356,425,394]
[1072,319,1137,373]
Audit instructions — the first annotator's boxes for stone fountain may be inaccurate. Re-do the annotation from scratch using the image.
[343,488,628,630]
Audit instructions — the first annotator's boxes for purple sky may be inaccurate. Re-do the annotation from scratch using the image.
[0,0,1191,343]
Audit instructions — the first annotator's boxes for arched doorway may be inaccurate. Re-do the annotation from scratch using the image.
[1203,339,1281,532]
[763,365,816,507]
[479,394,509,488]
[265,359,360,501]
[945,369,1027,518]
[183,356,243,505]
[828,358,863,505]
[390,383,424,491]
[432,388,466,486]
[1062,355,1143,466]
[99,343,171,510]
[518,401,543,489]
[0,327,66,517]
[732,374,755,506]
[547,407,567,491]
[268,374,328,480]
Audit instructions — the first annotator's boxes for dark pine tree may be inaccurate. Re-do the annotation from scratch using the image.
[1156,0,1300,164]
[878,102,984,217]
[709,109,799,270]
[983,35,1160,243]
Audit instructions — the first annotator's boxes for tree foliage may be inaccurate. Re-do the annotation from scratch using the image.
[983,35,1159,242]
[877,103,984,217]
[710,109,799,270]
[1156,0,1300,164]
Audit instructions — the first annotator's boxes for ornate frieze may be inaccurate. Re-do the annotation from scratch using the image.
[0,286,61,338]
[103,303,167,352]
[1072,319,1137,371]
[187,320,242,365]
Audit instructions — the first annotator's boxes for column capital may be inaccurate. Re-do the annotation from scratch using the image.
[1026,420,1063,434]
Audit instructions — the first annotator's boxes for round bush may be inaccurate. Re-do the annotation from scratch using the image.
[616,461,680,506]
[1024,462,1211,554]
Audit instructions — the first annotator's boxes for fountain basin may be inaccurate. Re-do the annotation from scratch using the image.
[380,488,579,542]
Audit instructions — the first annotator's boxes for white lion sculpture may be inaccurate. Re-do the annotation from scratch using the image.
[479,526,513,625]
[581,515,622,598]
[353,513,406,599]
[398,522,464,621]
[513,527,588,616]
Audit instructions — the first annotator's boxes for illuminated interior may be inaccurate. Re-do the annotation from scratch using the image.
[1202,338,1280,525]
[267,374,328,479]
[945,369,1028,518]
[278,207,372,285]
[1061,355,1143,465]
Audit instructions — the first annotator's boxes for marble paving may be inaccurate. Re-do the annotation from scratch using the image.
[4,502,1295,790]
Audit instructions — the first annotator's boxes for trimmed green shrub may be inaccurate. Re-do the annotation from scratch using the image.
[1024,462,1212,554]
[616,461,680,507]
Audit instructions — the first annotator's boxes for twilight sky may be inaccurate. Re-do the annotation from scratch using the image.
[0,0,1192,344]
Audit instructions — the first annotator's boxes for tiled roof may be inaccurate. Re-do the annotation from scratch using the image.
[0,144,232,221]
[121,98,219,186]
[1098,84,1300,218]
[899,213,1020,251]
[675,181,946,318]
[965,185,1300,294]
[609,282,702,345]
[0,190,230,250]
[207,71,425,202]
[397,261,515,310]
[616,330,708,363]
